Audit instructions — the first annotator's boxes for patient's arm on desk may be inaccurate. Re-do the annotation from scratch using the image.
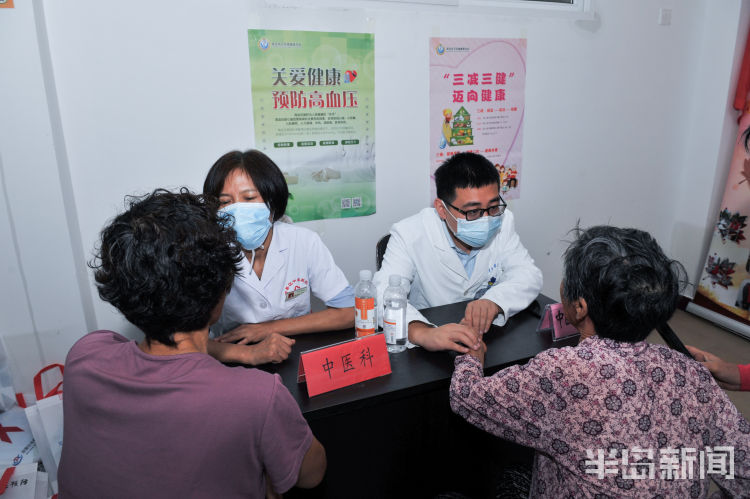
[408,321,481,353]
[296,437,327,488]
[216,307,354,344]
[207,335,295,365]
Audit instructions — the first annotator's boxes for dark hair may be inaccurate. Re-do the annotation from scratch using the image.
[561,225,687,343]
[203,150,289,222]
[434,152,500,203]
[90,189,243,346]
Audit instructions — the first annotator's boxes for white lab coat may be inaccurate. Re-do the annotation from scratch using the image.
[213,222,350,336]
[373,207,542,327]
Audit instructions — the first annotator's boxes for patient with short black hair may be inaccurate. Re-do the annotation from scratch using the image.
[58,188,326,498]
[451,225,750,497]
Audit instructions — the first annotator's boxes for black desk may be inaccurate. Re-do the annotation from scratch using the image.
[267,295,578,498]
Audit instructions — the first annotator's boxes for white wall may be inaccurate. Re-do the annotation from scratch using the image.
[1,0,748,353]
[0,0,92,387]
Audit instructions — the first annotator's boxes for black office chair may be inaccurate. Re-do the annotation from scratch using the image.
[376,234,390,270]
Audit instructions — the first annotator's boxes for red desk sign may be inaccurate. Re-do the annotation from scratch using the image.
[297,333,391,397]
[536,303,579,341]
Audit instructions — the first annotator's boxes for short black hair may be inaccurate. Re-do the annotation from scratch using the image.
[434,152,500,203]
[561,225,687,343]
[91,189,243,346]
[203,150,289,222]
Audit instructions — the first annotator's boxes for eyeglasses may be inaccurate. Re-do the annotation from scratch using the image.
[443,196,507,221]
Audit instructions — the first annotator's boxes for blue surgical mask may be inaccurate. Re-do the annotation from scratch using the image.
[220,202,272,251]
[442,201,503,248]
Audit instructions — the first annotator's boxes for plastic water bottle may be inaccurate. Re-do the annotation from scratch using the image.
[355,269,377,337]
[383,274,407,353]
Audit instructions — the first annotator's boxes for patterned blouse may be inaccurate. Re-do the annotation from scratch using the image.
[450,337,750,498]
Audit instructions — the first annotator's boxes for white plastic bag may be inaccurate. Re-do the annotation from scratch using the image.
[0,462,44,499]
[0,407,38,468]
[33,469,48,499]
[35,397,62,473]
[23,395,62,495]
[1,332,65,409]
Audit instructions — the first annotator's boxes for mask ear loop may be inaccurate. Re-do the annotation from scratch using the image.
[440,199,456,219]
[441,200,460,238]
[248,244,265,274]
[441,200,458,222]
[249,209,272,274]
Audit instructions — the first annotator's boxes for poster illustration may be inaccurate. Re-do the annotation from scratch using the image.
[429,38,526,200]
[695,110,750,324]
[248,30,375,222]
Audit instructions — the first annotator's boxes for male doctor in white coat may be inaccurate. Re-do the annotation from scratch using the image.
[374,152,542,353]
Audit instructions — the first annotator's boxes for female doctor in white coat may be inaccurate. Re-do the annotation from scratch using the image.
[203,150,354,366]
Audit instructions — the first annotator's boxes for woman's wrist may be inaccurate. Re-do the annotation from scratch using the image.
[241,344,259,365]
[264,319,284,337]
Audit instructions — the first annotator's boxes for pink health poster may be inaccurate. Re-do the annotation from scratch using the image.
[429,38,526,200]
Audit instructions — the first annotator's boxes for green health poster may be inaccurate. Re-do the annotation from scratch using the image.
[248,30,375,221]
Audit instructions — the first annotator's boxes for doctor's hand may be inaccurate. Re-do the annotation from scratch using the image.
[216,323,274,345]
[408,321,481,354]
[685,345,742,390]
[464,299,502,334]
[248,333,295,365]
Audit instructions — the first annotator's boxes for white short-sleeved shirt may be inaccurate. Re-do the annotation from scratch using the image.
[212,222,350,336]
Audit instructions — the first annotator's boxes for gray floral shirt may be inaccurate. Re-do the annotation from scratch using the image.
[450,337,750,498]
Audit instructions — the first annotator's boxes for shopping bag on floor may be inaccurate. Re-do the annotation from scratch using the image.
[35,397,61,472]
[1,331,65,410]
[0,462,44,499]
[15,366,63,411]
[32,469,48,499]
[0,408,38,468]
[23,396,61,494]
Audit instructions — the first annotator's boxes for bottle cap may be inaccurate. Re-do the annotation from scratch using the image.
[389,274,401,287]
[359,269,372,281]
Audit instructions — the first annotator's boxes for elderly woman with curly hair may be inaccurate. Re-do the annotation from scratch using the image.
[450,225,750,497]
[58,189,325,498]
